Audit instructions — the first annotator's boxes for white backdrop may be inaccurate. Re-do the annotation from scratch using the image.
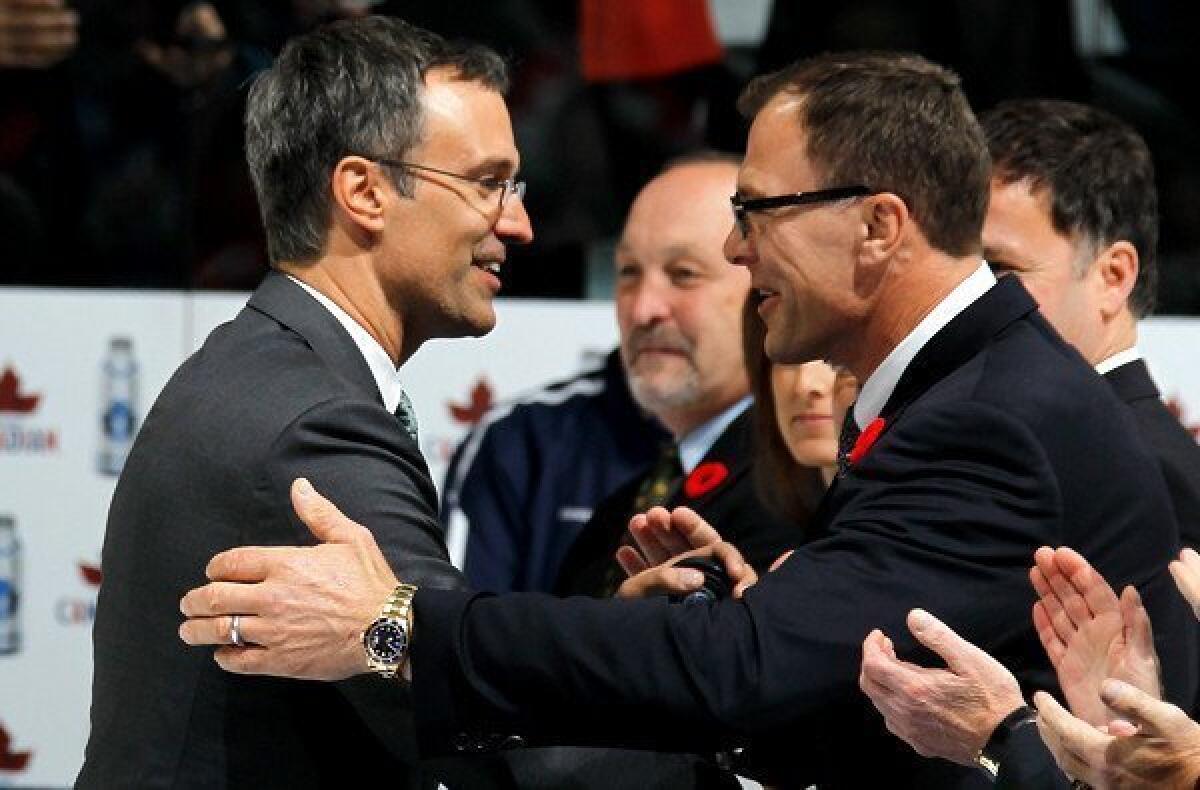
[0,287,1197,787]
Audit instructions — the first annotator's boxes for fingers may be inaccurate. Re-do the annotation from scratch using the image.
[906,609,995,679]
[1118,585,1157,666]
[180,580,274,618]
[1055,546,1120,619]
[630,507,688,566]
[1031,565,1078,649]
[179,613,266,647]
[1033,601,1066,667]
[707,541,757,597]
[1169,548,1200,618]
[615,545,648,578]
[768,549,794,573]
[859,628,920,694]
[1099,678,1191,737]
[668,506,723,549]
[290,478,368,545]
[212,645,273,675]
[615,564,704,600]
[205,546,277,582]
[1033,690,1108,783]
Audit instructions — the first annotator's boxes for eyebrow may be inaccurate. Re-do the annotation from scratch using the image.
[469,155,518,176]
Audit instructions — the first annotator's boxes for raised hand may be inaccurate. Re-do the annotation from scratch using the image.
[1035,679,1200,790]
[1030,546,1161,727]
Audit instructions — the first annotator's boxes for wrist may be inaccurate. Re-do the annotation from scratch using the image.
[362,582,417,680]
[975,704,1037,781]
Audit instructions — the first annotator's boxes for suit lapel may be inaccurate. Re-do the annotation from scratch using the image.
[1103,359,1160,405]
[880,275,1039,423]
[811,277,1040,529]
[671,408,753,509]
[245,271,384,407]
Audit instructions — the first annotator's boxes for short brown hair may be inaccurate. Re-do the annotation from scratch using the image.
[738,51,990,257]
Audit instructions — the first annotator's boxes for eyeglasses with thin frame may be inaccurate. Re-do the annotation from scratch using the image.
[365,156,527,211]
[730,185,871,238]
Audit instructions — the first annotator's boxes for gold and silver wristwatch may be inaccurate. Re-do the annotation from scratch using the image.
[362,583,417,678]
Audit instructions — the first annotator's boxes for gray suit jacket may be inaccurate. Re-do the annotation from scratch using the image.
[78,273,501,788]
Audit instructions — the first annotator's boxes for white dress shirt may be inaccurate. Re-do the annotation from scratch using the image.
[853,262,997,430]
[287,275,406,414]
[677,396,752,474]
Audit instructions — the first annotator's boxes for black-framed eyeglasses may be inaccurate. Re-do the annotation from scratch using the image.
[730,185,871,238]
[367,157,527,210]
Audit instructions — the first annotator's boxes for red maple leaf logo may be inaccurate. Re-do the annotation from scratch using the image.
[1165,396,1200,441]
[0,722,32,773]
[0,368,40,413]
[79,562,103,587]
[447,378,494,425]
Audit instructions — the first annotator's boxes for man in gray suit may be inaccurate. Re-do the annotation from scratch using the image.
[77,16,531,789]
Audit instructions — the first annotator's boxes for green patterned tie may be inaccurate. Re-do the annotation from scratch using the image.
[395,390,419,443]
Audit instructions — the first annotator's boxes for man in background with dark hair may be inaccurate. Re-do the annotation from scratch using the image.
[982,98,1200,553]
[179,52,1193,788]
[79,15,531,789]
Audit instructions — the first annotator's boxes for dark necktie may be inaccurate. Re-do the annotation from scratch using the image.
[394,390,419,443]
[601,442,683,596]
[633,441,683,513]
[836,406,861,478]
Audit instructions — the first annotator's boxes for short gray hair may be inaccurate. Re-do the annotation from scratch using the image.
[245,16,508,264]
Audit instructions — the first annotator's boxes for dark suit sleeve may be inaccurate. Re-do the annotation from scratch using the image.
[995,723,1069,789]
[258,396,467,760]
[409,401,1062,760]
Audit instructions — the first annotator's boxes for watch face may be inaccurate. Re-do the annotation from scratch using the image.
[365,620,408,663]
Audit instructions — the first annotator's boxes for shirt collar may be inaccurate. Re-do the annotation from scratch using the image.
[287,275,406,413]
[853,262,997,429]
[677,396,752,474]
[1094,346,1141,375]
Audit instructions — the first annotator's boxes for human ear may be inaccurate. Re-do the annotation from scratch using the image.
[859,192,907,264]
[330,156,387,235]
[1092,240,1137,319]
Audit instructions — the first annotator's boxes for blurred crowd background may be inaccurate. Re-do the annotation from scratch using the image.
[2,0,1198,313]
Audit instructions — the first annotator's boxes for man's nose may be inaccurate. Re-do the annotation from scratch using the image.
[496,193,534,245]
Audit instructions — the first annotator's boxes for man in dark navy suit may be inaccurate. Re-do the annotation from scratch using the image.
[859,99,1200,786]
[177,53,1195,789]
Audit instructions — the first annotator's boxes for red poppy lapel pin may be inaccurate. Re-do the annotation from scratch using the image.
[684,461,729,499]
[848,417,887,466]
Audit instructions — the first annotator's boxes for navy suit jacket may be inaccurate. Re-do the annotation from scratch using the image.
[80,273,505,789]
[993,357,1200,788]
[408,276,1195,789]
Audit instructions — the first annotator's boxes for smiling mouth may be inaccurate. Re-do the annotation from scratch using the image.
[473,260,503,276]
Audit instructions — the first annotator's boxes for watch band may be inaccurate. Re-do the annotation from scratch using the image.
[382,582,417,623]
[975,704,1037,781]
[364,582,417,678]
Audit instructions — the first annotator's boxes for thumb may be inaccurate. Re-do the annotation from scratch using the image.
[1100,678,1185,736]
[907,608,988,676]
[290,478,362,544]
